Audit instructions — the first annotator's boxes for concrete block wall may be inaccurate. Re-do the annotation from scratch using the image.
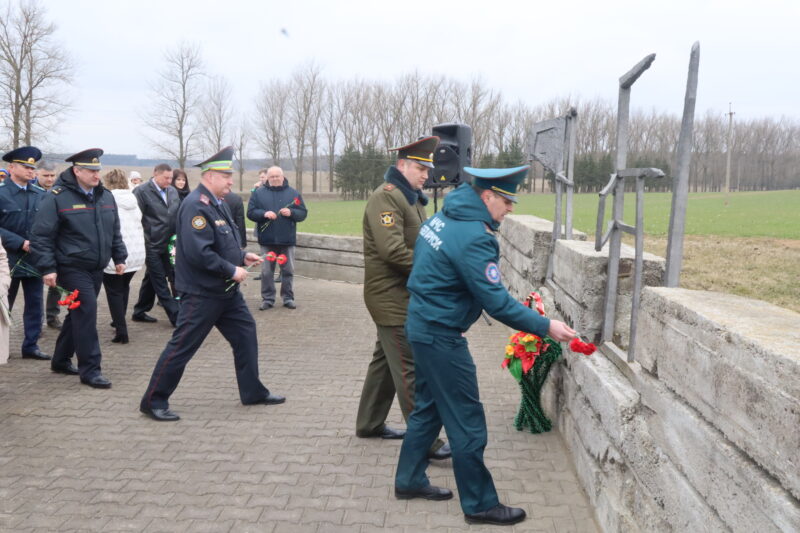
[496,214,800,532]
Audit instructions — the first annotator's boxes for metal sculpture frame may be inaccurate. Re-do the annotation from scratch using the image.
[528,108,578,279]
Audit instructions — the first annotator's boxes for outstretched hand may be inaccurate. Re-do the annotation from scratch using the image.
[548,320,577,342]
[243,253,264,267]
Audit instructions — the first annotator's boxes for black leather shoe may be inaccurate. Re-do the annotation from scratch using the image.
[255,393,286,405]
[47,318,62,329]
[22,349,51,360]
[465,504,526,526]
[428,442,452,460]
[111,333,129,344]
[132,313,157,323]
[80,375,112,389]
[395,485,453,501]
[259,301,273,311]
[283,300,296,309]
[381,426,406,439]
[140,406,180,421]
[51,362,79,375]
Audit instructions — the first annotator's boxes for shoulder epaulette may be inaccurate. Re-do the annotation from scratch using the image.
[31,184,45,192]
[383,184,395,191]
[51,185,64,195]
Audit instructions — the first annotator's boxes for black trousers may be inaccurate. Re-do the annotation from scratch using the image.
[8,276,43,353]
[102,271,136,336]
[45,285,60,322]
[140,291,270,410]
[51,268,104,380]
[133,249,178,323]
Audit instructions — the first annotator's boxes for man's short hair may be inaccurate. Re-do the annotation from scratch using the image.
[154,163,172,174]
[37,160,56,171]
[258,168,269,176]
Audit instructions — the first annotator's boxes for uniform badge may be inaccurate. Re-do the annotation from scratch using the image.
[191,215,207,230]
[72,204,86,209]
[380,211,395,227]
[485,262,501,284]
[199,194,210,205]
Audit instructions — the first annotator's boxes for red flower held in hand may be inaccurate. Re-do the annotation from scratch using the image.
[276,254,287,265]
[68,301,81,310]
[569,338,596,355]
[265,251,277,262]
[293,197,301,206]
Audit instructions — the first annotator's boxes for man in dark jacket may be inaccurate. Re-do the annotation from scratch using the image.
[30,148,127,388]
[35,160,62,329]
[139,146,284,422]
[246,166,307,310]
[223,190,246,247]
[132,163,180,326]
[0,146,49,360]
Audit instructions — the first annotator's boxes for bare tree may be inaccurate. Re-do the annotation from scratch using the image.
[320,82,344,192]
[232,116,250,191]
[285,61,323,193]
[198,74,233,154]
[145,42,204,168]
[0,0,71,146]
[254,79,289,166]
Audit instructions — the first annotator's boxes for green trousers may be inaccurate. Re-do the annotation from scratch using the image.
[356,325,445,453]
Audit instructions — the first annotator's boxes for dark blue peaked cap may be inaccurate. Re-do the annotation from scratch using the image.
[464,165,530,203]
[2,146,42,169]
[66,148,104,170]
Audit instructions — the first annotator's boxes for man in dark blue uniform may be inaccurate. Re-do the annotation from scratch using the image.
[30,148,127,388]
[0,146,50,361]
[139,146,286,422]
[394,166,576,526]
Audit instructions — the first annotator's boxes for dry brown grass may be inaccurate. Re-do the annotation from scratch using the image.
[643,235,800,313]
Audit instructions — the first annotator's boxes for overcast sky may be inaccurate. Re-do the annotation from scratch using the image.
[35,0,800,158]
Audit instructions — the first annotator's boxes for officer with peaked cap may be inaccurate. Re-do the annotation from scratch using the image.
[30,148,127,388]
[140,146,285,422]
[0,146,50,361]
[356,135,451,460]
[394,166,577,526]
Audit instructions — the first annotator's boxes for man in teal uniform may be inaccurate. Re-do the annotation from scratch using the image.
[394,165,576,526]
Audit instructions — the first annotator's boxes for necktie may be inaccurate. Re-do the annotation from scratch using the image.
[87,191,94,202]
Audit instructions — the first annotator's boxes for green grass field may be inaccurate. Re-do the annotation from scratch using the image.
[293,189,799,239]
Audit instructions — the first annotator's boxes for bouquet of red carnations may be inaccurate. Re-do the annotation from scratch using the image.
[502,291,593,434]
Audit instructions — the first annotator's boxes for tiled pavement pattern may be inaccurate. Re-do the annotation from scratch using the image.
[0,275,597,532]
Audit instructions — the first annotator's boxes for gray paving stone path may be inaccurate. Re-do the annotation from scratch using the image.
[1,275,597,532]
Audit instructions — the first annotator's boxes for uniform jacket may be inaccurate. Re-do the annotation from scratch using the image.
[104,189,146,274]
[133,178,180,253]
[0,179,44,277]
[406,183,550,339]
[247,180,307,246]
[362,166,428,326]
[30,168,127,275]
[174,183,246,298]
[223,191,246,247]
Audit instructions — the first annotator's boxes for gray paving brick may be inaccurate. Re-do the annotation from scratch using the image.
[0,276,596,532]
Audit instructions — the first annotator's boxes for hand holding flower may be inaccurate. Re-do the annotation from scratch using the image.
[43,272,57,288]
[264,211,278,220]
[279,207,291,217]
[243,253,264,267]
[232,266,248,283]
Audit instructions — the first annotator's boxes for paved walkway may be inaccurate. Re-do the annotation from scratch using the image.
[0,275,597,532]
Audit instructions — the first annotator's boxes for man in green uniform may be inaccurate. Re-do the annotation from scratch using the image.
[356,136,450,461]
[394,165,576,526]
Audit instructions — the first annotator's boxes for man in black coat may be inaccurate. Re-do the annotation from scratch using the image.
[0,146,50,360]
[139,146,284,421]
[246,166,307,310]
[131,163,180,326]
[30,148,127,388]
[222,190,246,248]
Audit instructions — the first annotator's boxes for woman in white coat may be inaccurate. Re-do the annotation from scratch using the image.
[102,169,146,344]
[0,236,10,364]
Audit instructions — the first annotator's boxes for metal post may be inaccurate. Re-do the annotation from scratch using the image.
[664,42,700,288]
[601,53,655,343]
[565,108,577,239]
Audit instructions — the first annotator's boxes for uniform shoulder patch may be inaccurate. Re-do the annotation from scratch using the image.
[485,262,501,284]
[383,184,395,191]
[199,193,210,205]
[380,211,395,227]
[51,186,64,195]
[191,215,207,230]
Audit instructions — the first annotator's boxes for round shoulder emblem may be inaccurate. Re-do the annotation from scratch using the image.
[485,262,500,284]
[191,215,207,230]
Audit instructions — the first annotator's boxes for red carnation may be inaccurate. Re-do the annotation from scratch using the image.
[293,197,300,206]
[68,301,81,310]
[276,254,287,265]
[266,251,277,262]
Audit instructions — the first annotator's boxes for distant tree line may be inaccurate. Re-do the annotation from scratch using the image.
[1,1,796,195]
